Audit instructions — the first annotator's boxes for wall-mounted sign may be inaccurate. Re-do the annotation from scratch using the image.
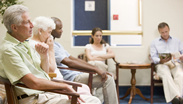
[85,1,95,11]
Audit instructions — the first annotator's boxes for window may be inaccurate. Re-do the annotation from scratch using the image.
[73,0,142,46]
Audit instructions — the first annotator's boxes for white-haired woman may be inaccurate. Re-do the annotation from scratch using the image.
[29,16,62,78]
[29,16,92,95]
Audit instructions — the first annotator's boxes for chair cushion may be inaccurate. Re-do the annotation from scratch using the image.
[0,84,6,104]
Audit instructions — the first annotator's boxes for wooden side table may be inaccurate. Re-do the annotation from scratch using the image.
[117,63,151,104]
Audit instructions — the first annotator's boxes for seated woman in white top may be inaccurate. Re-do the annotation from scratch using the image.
[29,16,91,95]
[85,27,115,78]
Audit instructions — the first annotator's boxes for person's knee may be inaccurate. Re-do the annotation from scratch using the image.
[107,75,112,80]
[92,96,102,104]
[80,95,101,104]
[174,72,183,79]
[157,65,171,76]
[106,75,115,84]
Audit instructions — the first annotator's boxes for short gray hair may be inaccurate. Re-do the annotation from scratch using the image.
[158,22,169,29]
[3,5,29,33]
[33,16,56,35]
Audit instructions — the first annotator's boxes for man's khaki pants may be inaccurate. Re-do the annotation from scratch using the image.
[156,62,183,103]
[18,92,101,104]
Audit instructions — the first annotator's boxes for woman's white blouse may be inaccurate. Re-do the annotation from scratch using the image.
[85,44,109,63]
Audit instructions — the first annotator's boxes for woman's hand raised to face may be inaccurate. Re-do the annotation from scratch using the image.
[46,36,54,51]
[35,42,49,58]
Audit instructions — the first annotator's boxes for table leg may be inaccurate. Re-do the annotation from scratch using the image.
[136,88,149,101]
[120,69,149,104]
[120,88,131,99]
[128,69,136,104]
[120,69,136,102]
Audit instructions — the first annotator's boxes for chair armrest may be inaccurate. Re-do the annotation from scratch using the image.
[15,83,79,97]
[57,66,96,74]
[0,76,80,97]
[151,63,157,72]
[57,66,95,93]
[48,73,57,79]
[48,73,82,87]
[0,76,11,84]
[51,79,82,87]
[112,58,120,65]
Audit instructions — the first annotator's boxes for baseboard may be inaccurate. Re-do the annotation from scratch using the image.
[119,86,164,95]
[119,84,163,86]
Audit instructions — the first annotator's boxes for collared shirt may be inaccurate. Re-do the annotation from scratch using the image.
[150,36,183,64]
[0,33,50,96]
[54,41,82,81]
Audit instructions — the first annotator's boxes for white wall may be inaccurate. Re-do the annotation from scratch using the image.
[0,0,74,52]
[110,0,142,46]
[115,0,183,85]
[0,0,183,86]
[110,0,141,31]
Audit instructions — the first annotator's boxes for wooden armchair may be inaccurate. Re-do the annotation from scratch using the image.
[150,63,162,104]
[78,53,120,100]
[0,74,82,104]
[149,54,162,104]
[57,66,95,94]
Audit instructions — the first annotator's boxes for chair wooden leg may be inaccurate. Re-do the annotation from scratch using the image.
[5,83,18,104]
[71,96,78,104]
[115,79,119,102]
[116,64,120,103]
[88,73,93,94]
[151,83,154,104]
[151,63,155,104]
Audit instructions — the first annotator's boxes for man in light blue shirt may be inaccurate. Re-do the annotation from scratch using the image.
[150,22,183,104]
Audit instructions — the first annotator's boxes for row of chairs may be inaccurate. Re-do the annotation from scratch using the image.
[0,54,161,104]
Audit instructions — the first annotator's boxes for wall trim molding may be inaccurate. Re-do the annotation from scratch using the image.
[72,30,143,36]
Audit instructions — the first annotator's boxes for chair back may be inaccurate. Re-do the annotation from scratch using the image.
[0,76,19,104]
[78,53,88,62]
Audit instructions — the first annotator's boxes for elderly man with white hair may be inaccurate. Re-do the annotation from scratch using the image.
[0,5,101,104]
